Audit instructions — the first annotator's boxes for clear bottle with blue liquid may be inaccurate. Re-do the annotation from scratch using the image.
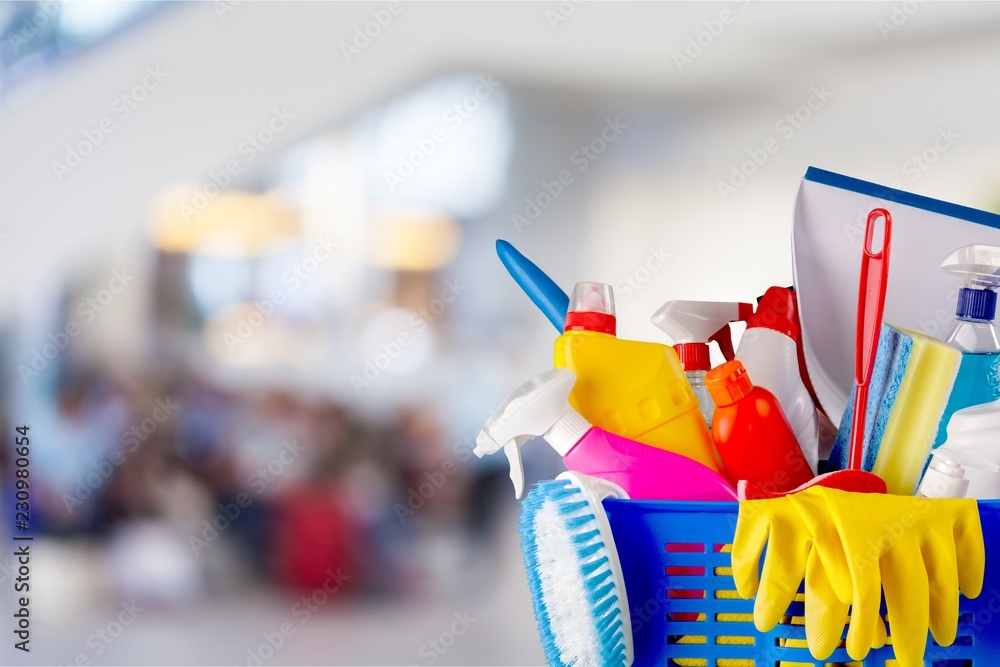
[935,245,1000,447]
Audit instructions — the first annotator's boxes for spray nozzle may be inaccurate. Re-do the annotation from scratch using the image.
[475,368,589,498]
[941,244,1000,322]
[651,300,754,371]
[940,244,1000,290]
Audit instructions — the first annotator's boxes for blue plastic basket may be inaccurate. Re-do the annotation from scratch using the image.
[602,498,1000,666]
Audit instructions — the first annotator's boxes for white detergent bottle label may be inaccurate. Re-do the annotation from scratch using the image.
[736,327,820,473]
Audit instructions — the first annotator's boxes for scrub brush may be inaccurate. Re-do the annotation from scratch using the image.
[520,471,633,667]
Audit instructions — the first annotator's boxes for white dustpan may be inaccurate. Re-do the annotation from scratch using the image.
[791,167,1000,424]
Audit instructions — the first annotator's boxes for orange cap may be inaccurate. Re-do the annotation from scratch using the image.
[705,359,754,406]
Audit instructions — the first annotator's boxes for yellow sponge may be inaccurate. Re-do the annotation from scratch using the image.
[870,327,961,494]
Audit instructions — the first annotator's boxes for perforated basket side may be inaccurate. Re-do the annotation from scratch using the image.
[603,499,1000,667]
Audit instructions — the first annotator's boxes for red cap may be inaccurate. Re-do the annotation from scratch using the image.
[673,342,710,372]
[705,359,754,406]
[565,310,617,335]
[746,287,800,340]
[564,282,617,336]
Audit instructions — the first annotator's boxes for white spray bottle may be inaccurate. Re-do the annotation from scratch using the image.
[474,368,737,501]
[918,399,1000,499]
[650,300,754,428]
[734,286,821,474]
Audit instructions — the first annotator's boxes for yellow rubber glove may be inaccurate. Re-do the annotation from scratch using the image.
[815,488,985,666]
[784,487,888,657]
[732,493,864,661]
[734,487,986,667]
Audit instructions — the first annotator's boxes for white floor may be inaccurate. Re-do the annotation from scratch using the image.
[1,514,546,666]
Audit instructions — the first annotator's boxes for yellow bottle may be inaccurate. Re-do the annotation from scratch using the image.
[554,282,728,478]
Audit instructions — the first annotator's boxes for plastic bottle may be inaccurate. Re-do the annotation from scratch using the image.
[554,282,727,478]
[934,245,1000,448]
[734,286,820,474]
[474,368,738,501]
[916,447,1000,498]
[920,398,1000,499]
[705,359,814,493]
[650,300,754,428]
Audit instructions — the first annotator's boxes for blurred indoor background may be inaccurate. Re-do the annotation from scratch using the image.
[0,2,998,665]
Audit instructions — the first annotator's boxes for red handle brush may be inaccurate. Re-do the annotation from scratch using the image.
[849,208,892,471]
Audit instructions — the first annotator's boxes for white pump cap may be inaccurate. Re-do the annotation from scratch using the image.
[474,368,592,499]
[917,447,1000,498]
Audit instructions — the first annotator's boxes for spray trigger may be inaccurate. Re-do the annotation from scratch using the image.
[709,324,735,361]
[505,438,529,499]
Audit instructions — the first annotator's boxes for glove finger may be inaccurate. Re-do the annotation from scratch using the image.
[953,501,986,599]
[882,545,930,667]
[924,536,960,646]
[732,502,772,599]
[803,548,849,661]
[792,490,853,605]
[844,556,882,661]
[872,613,887,649]
[754,517,808,633]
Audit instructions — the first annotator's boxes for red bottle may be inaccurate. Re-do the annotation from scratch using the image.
[705,359,814,493]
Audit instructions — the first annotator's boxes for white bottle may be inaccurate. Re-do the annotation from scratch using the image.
[921,399,1000,499]
[735,287,820,474]
[916,448,999,498]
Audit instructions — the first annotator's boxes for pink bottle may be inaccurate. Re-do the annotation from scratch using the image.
[474,368,737,502]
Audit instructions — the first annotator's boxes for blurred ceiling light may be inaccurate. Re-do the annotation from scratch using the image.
[368,206,461,271]
[149,186,301,256]
[356,73,512,218]
[203,302,330,368]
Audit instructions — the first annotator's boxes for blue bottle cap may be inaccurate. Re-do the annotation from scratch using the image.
[957,287,997,321]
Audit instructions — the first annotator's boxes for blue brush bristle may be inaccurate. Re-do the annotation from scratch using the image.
[519,478,628,667]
